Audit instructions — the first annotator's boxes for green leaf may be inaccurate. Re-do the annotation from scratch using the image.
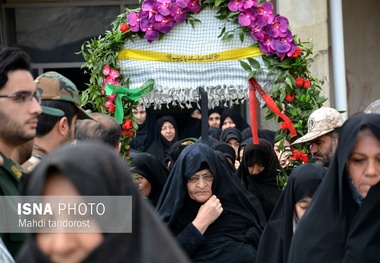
[217,26,226,38]
[285,77,293,88]
[247,58,261,70]
[221,32,234,41]
[239,60,252,72]
[248,71,258,79]
[239,30,245,43]
[215,0,224,7]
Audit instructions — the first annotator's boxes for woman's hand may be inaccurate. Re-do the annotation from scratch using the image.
[192,195,223,234]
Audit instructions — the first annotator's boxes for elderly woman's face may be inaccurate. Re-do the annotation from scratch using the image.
[348,131,380,198]
[36,172,104,263]
[186,168,213,203]
[161,121,176,142]
[221,116,236,131]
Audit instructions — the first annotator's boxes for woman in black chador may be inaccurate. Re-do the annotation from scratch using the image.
[156,143,263,263]
[130,152,169,207]
[255,163,325,263]
[288,113,380,263]
[147,115,179,164]
[129,105,157,152]
[236,138,282,221]
[17,142,190,263]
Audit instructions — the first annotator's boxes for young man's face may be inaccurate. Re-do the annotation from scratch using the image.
[0,70,41,153]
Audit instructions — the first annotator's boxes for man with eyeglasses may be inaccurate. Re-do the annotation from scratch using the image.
[0,47,42,259]
[22,71,95,173]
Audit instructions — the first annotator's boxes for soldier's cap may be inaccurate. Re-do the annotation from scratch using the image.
[34,71,94,120]
[292,107,344,145]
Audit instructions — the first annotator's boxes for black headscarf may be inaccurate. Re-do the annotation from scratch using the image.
[242,128,276,144]
[180,103,202,140]
[219,127,243,144]
[208,126,221,141]
[256,163,325,263]
[17,142,190,263]
[220,108,250,131]
[211,140,236,165]
[288,113,380,263]
[129,107,157,152]
[208,107,222,118]
[156,143,262,262]
[236,138,282,220]
[164,138,197,170]
[129,152,169,207]
[147,115,178,164]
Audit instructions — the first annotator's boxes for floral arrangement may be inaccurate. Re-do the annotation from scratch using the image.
[80,0,326,183]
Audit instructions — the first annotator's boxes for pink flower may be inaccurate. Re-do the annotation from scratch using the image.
[187,0,201,13]
[107,94,117,102]
[110,69,120,79]
[255,2,274,23]
[238,9,256,27]
[105,76,116,84]
[228,0,243,12]
[127,12,141,32]
[103,65,110,76]
[243,0,258,9]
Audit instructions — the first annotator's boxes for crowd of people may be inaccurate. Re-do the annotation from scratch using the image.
[1,46,380,262]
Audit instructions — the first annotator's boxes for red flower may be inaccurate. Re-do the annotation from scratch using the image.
[285,94,295,103]
[122,119,133,130]
[121,128,135,138]
[108,104,115,114]
[126,129,135,137]
[300,153,309,163]
[290,150,305,161]
[280,122,289,130]
[119,23,130,32]
[295,77,304,87]
[303,79,311,89]
[291,47,302,58]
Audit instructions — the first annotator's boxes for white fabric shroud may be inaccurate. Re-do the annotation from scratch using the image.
[118,7,273,109]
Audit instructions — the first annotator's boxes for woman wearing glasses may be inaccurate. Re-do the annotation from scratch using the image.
[156,143,263,263]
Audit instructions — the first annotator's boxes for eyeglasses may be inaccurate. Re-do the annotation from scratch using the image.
[0,89,42,104]
[188,173,214,183]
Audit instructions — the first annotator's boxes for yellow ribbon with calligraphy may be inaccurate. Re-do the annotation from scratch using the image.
[118,46,264,62]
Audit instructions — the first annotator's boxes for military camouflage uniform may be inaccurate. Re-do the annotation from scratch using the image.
[0,152,25,257]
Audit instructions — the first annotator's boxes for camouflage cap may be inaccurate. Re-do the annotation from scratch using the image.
[292,107,344,145]
[34,71,94,120]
